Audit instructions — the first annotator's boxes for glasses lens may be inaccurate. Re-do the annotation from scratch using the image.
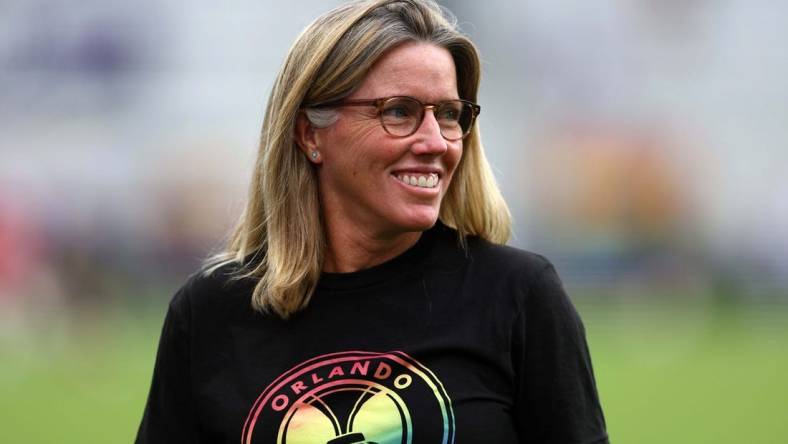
[436,101,471,140]
[379,98,477,140]
[380,97,421,136]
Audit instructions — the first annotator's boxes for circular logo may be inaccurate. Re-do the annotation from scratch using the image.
[241,351,455,444]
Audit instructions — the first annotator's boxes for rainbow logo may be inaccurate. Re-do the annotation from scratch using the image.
[241,351,455,444]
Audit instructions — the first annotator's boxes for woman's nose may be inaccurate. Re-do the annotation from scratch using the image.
[410,109,449,155]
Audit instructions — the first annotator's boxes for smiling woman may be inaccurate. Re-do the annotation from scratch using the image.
[135,1,608,443]
[295,42,464,270]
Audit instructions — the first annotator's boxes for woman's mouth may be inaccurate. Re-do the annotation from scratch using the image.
[394,173,439,189]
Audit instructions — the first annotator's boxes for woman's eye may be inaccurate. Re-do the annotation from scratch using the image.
[382,106,411,119]
[437,107,460,121]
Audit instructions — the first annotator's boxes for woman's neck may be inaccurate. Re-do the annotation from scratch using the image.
[321,224,421,273]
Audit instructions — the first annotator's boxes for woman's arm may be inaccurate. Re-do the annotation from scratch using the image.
[136,288,200,443]
[513,263,609,443]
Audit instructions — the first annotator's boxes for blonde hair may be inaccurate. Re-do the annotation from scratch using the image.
[206,0,511,318]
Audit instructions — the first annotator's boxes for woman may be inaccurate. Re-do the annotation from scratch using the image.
[136,1,608,443]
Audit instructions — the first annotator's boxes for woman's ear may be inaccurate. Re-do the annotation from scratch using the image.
[295,112,323,164]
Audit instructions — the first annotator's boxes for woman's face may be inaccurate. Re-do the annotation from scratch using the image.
[312,42,463,238]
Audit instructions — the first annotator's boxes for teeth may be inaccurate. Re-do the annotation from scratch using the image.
[396,173,439,189]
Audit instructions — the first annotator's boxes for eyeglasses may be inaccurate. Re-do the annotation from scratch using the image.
[313,96,481,141]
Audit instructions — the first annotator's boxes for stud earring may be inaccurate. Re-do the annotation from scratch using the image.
[310,151,319,160]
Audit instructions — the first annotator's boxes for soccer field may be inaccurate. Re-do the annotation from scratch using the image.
[583,301,788,443]
[1,301,786,443]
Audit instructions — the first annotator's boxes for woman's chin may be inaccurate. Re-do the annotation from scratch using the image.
[390,207,441,233]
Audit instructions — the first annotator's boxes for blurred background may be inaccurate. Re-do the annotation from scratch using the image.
[1,0,786,442]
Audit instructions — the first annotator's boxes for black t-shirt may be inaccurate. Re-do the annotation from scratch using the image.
[136,222,608,443]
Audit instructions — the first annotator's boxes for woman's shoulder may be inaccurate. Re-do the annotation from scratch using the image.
[468,235,553,274]
[431,224,561,297]
[168,259,257,316]
[427,224,570,322]
[465,236,573,317]
[433,222,554,279]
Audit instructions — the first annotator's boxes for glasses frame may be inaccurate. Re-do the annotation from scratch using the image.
[312,96,481,141]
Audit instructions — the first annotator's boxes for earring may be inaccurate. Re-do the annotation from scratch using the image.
[310,151,319,160]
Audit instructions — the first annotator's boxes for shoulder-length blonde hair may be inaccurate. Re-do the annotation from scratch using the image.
[207,0,511,318]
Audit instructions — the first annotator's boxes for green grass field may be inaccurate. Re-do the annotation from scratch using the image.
[584,301,788,443]
[1,300,786,443]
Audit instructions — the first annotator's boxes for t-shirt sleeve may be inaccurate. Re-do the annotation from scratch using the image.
[512,262,609,443]
[136,287,200,443]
